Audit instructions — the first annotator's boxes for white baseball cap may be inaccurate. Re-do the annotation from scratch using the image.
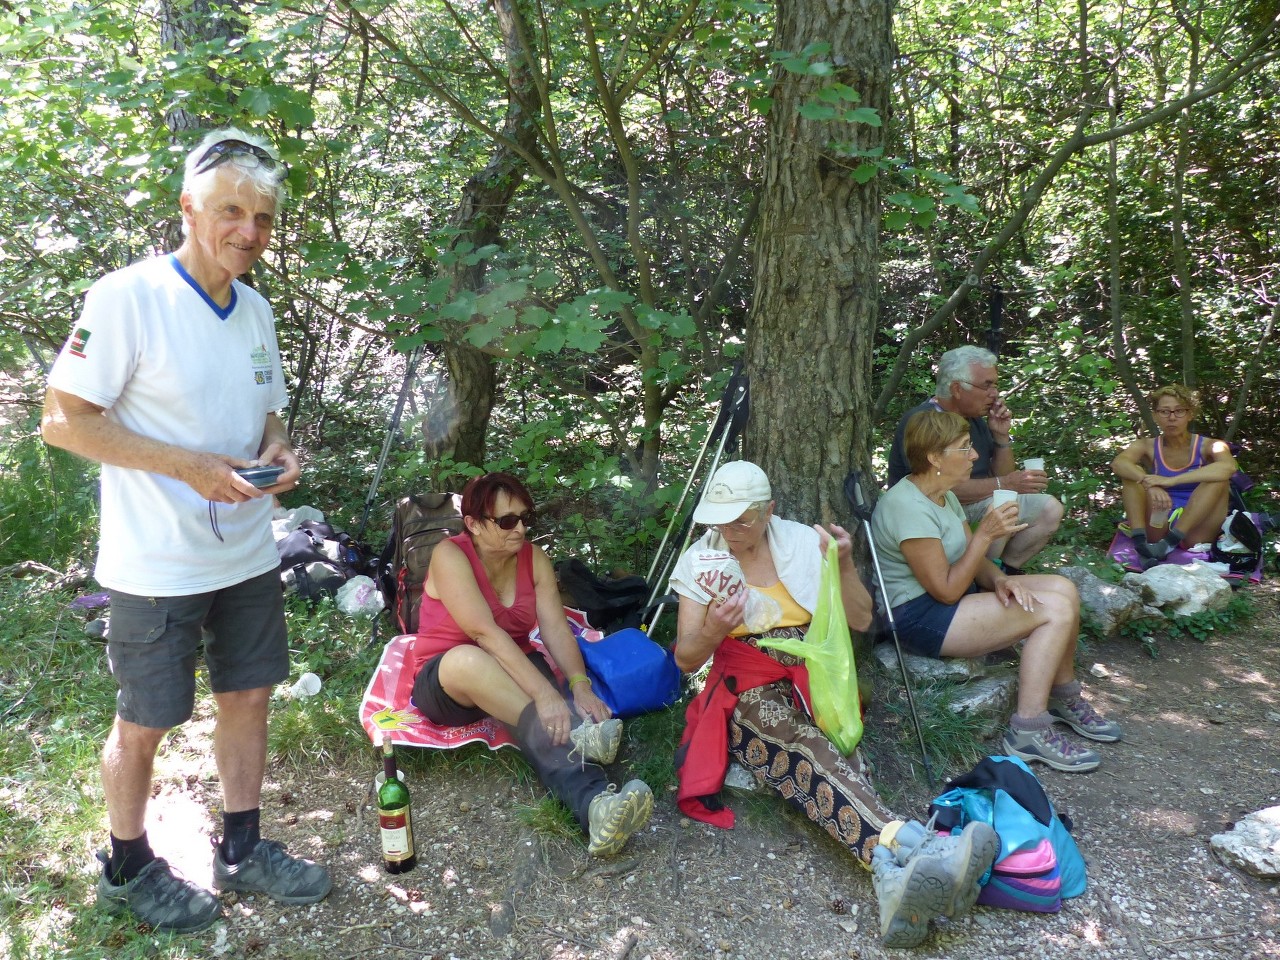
[692,461,772,525]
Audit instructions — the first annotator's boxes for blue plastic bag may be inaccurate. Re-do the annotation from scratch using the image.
[577,627,682,718]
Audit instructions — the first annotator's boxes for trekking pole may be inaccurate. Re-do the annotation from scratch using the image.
[355,345,425,544]
[845,471,935,789]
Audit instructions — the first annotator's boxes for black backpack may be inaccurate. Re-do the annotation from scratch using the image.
[379,493,464,634]
[276,520,375,601]
[554,558,651,632]
[1209,509,1263,574]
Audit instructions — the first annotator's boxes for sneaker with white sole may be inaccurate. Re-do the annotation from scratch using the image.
[871,845,953,949]
[96,852,222,932]
[568,718,623,765]
[1048,696,1122,742]
[586,780,653,856]
[1002,724,1100,773]
[212,839,331,904]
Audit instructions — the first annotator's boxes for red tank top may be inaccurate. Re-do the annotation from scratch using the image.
[410,534,538,666]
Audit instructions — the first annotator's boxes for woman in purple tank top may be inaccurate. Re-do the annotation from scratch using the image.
[1110,384,1237,562]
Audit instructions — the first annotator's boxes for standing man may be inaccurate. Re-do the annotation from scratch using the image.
[886,345,1063,574]
[42,128,330,932]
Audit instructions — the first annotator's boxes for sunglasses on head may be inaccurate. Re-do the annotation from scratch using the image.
[194,139,285,176]
[486,511,534,531]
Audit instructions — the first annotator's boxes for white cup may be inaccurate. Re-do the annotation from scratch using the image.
[1023,458,1045,472]
[374,770,407,793]
[289,672,322,699]
[992,489,1019,510]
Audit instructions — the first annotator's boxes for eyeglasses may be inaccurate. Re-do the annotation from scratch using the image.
[957,379,999,394]
[194,139,286,176]
[714,511,762,532]
[943,443,974,455]
[1155,407,1189,419]
[486,512,534,531]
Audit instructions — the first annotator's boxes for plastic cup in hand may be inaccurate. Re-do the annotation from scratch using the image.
[1149,507,1170,528]
[992,489,1019,510]
[289,672,322,699]
[1023,457,1045,472]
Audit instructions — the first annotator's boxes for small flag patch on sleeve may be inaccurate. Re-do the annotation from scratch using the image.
[69,328,92,358]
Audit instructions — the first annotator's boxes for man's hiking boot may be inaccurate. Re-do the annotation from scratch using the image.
[568,718,623,766]
[586,779,653,856]
[1048,696,1122,742]
[96,852,222,932]
[883,819,1000,918]
[870,844,953,949]
[1002,725,1100,773]
[212,839,332,904]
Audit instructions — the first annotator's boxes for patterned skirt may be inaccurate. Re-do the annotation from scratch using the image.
[728,627,895,866]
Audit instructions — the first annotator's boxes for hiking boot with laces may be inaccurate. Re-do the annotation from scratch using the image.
[96,852,222,932]
[884,819,1000,918]
[1048,696,1123,742]
[1002,724,1100,773]
[586,779,653,856]
[870,844,953,949]
[568,718,623,766]
[212,839,332,904]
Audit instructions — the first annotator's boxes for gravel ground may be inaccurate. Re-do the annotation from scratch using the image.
[141,582,1280,960]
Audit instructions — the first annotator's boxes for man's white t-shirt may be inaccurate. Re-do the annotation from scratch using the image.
[48,255,289,596]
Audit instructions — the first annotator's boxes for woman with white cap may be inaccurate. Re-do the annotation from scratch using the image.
[668,460,997,950]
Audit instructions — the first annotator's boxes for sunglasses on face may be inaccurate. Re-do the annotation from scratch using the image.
[486,512,534,531]
[193,139,286,176]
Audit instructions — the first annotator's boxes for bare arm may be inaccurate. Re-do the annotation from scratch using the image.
[40,387,279,503]
[899,503,1026,604]
[530,547,611,722]
[1111,438,1154,482]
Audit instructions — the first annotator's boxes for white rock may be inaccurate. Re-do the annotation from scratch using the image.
[1211,806,1280,878]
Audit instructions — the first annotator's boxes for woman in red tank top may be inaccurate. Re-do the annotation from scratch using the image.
[408,472,652,857]
[1110,384,1237,562]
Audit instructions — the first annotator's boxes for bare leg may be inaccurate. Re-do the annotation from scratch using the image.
[213,687,271,814]
[102,718,169,840]
[1120,478,1153,533]
[940,575,1080,717]
[436,645,536,727]
[1170,480,1231,546]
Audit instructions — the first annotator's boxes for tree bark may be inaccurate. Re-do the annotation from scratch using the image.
[747,0,894,522]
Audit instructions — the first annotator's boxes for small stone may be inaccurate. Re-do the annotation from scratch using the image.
[458,801,472,812]
[1090,663,1111,678]
[717,940,732,952]
[837,919,858,933]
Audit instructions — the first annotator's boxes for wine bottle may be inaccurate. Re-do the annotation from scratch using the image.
[376,735,416,873]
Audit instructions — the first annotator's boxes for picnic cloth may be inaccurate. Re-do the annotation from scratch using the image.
[359,608,595,749]
[1107,518,1264,583]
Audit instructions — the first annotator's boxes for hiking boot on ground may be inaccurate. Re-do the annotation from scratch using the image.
[884,819,1000,918]
[212,839,332,904]
[1048,696,1123,742]
[96,852,222,933]
[870,845,953,949]
[568,718,623,765]
[586,779,653,856]
[1002,724,1100,773]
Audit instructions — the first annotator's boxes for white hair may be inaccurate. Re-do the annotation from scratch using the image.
[935,345,997,396]
[180,127,286,234]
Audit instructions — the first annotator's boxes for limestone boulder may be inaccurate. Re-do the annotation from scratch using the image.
[1056,566,1153,636]
[1120,561,1233,617]
[1211,806,1280,878]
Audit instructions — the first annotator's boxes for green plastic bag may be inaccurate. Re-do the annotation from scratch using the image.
[756,539,863,754]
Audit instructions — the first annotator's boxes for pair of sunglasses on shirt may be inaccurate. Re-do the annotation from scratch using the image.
[486,512,535,530]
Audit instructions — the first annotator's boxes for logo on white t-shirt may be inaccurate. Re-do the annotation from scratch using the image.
[250,343,273,385]
[69,328,92,358]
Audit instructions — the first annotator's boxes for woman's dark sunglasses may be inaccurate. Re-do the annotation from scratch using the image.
[194,139,286,176]
[486,512,534,531]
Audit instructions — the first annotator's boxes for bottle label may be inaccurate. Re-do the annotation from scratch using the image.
[379,807,414,861]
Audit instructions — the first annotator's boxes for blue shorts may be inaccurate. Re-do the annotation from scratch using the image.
[106,570,289,729]
[890,584,978,659]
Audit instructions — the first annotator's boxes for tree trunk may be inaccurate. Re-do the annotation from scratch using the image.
[747,0,894,521]
[424,0,538,466]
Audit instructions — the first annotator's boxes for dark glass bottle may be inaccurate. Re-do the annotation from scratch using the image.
[377,737,416,873]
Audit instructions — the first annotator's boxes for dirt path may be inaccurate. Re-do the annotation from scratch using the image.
[155,583,1280,960]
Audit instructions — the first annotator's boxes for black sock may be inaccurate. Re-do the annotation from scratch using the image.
[1163,527,1185,549]
[108,832,156,885]
[220,808,261,865]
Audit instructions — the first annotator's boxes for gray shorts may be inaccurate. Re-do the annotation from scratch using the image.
[962,492,1053,526]
[106,569,289,729]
